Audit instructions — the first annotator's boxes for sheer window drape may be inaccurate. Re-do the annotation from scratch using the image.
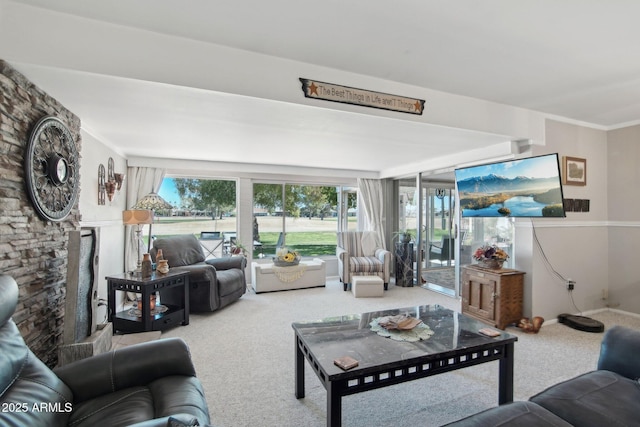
[357,178,386,250]
[124,167,166,272]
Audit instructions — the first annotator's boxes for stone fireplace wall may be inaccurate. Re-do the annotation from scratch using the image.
[0,60,81,367]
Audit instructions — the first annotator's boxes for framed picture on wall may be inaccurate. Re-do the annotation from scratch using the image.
[562,156,587,186]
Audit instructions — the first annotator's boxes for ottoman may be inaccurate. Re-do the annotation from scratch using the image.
[352,276,384,297]
[252,258,326,293]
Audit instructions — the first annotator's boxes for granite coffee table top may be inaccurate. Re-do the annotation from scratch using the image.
[292,304,517,379]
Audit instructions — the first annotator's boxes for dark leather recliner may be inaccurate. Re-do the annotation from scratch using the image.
[0,274,210,427]
[150,234,247,312]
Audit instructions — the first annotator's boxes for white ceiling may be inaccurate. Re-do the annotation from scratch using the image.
[3,0,640,177]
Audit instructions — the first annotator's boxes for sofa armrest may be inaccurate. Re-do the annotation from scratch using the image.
[54,338,196,404]
[336,245,348,260]
[206,256,246,271]
[374,248,390,262]
[172,264,218,284]
[597,325,640,379]
[129,413,207,427]
[374,248,391,283]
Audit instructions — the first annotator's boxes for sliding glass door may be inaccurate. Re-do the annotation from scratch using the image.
[395,175,515,296]
[420,184,457,295]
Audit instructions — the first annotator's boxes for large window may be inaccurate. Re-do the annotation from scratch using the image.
[152,178,237,257]
[151,177,355,259]
[253,183,352,257]
[340,186,359,232]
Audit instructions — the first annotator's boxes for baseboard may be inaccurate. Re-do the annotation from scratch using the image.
[541,307,639,327]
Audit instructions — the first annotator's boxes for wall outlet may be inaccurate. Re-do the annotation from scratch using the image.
[602,289,609,300]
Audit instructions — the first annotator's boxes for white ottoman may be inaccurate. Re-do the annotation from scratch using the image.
[252,258,326,293]
[352,276,384,298]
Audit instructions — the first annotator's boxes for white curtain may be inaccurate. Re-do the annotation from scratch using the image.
[357,178,386,249]
[124,167,166,272]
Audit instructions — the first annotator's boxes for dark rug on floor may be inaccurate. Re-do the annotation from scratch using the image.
[422,267,455,290]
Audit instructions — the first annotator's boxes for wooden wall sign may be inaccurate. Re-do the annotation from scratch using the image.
[300,78,425,115]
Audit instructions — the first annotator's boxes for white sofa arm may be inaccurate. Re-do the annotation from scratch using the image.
[375,248,391,283]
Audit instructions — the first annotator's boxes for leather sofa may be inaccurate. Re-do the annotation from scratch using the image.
[150,234,246,312]
[446,325,640,426]
[0,274,210,427]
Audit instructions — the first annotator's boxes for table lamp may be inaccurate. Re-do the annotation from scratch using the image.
[122,209,154,272]
[132,192,173,252]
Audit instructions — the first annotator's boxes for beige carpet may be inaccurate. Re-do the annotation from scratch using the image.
[162,278,640,427]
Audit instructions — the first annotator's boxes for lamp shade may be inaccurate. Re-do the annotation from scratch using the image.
[122,209,154,225]
[132,192,173,211]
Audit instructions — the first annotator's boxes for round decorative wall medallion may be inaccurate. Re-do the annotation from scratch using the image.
[24,116,80,221]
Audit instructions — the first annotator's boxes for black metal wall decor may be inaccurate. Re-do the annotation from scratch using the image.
[98,157,125,205]
[98,164,106,205]
[24,116,80,221]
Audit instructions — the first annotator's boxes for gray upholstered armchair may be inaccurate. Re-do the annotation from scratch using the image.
[150,234,246,312]
[336,231,391,291]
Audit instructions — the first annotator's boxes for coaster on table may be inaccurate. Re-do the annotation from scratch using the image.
[479,327,501,337]
[334,355,359,370]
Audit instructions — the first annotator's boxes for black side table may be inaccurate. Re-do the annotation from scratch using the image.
[395,242,414,286]
[107,270,189,333]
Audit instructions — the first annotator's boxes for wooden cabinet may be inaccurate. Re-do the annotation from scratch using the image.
[462,266,524,329]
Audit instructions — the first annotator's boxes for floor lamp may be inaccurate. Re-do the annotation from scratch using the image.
[132,192,174,252]
[122,209,154,272]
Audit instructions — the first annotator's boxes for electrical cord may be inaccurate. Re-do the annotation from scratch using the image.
[530,219,583,314]
[531,219,566,282]
[97,298,109,324]
[568,289,582,314]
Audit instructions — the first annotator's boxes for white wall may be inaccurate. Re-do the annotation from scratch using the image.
[607,125,640,312]
[514,120,610,320]
[78,130,127,321]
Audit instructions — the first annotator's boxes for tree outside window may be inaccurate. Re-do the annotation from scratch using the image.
[254,183,346,257]
[153,178,355,259]
[152,178,237,253]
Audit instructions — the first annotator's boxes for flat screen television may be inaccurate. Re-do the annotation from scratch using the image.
[455,153,566,218]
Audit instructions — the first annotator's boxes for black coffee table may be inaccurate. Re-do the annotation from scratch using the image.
[292,304,517,427]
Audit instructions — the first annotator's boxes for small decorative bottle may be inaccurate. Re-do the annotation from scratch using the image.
[141,253,152,278]
[157,259,169,274]
[156,249,164,261]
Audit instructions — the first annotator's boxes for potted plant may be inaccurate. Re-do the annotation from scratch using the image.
[230,241,247,256]
[394,230,415,244]
[473,244,509,269]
